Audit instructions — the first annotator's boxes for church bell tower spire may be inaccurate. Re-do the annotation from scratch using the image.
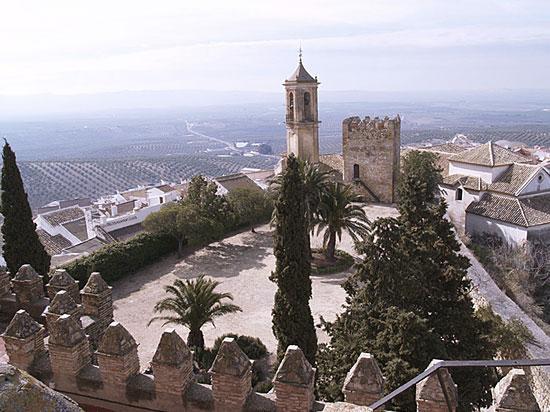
[283,51,320,163]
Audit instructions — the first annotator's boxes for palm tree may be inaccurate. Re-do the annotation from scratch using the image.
[301,161,332,232]
[270,160,331,231]
[148,276,241,350]
[316,182,370,261]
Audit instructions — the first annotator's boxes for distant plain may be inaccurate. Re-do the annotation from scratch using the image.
[1,98,549,209]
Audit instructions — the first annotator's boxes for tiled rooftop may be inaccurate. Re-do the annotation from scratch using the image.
[449,141,531,167]
[467,193,550,227]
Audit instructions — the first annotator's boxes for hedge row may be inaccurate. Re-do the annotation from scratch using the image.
[63,232,178,286]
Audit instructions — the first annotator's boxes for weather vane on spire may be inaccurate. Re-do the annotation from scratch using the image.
[299,43,303,63]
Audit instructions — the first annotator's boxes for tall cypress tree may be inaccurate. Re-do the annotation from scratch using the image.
[270,154,317,365]
[1,141,50,275]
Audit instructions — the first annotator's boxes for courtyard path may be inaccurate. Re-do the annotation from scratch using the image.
[111,204,398,366]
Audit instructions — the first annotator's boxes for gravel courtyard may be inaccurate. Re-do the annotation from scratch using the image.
[112,204,398,365]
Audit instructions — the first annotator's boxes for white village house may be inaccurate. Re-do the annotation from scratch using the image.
[34,183,184,264]
[33,173,266,264]
[440,141,550,245]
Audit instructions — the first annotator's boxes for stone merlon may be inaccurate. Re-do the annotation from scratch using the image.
[343,353,384,393]
[97,321,137,356]
[343,115,400,132]
[152,328,191,366]
[48,314,86,347]
[82,272,110,294]
[14,264,41,281]
[273,345,314,387]
[210,337,251,377]
[47,290,79,315]
[4,309,42,339]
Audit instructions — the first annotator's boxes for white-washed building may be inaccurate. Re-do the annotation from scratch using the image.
[34,183,185,263]
[440,141,550,245]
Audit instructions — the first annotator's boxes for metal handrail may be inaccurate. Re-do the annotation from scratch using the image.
[368,358,550,411]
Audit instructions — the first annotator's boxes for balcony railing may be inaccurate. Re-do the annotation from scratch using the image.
[369,358,550,411]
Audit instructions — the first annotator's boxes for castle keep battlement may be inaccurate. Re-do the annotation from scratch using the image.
[342,115,401,203]
[1,265,538,412]
[343,115,401,133]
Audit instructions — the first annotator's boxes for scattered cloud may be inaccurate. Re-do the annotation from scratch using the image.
[0,0,549,94]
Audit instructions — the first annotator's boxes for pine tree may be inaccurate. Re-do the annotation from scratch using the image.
[317,151,497,411]
[1,141,50,275]
[270,154,317,365]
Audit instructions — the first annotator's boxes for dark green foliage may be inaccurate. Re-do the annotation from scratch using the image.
[212,334,268,360]
[65,179,271,286]
[270,155,317,365]
[63,232,177,286]
[185,175,234,229]
[144,202,223,257]
[311,249,354,275]
[227,187,273,228]
[1,141,50,275]
[397,150,442,224]
[317,306,442,408]
[476,305,537,359]
[317,151,497,411]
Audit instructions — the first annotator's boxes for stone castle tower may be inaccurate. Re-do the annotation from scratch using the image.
[283,54,320,163]
[342,115,401,203]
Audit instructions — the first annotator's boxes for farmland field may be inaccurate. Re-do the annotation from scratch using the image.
[1,101,549,209]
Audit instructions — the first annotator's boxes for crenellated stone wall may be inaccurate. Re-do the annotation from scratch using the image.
[342,115,401,204]
[0,265,542,412]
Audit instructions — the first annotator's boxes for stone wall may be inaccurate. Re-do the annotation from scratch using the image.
[342,115,400,204]
[1,265,543,411]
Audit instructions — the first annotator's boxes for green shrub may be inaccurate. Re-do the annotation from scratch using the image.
[212,334,268,360]
[226,188,273,229]
[63,232,178,286]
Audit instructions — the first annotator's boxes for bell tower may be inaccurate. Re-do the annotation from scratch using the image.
[283,51,320,163]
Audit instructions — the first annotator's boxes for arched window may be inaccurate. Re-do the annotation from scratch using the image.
[455,188,463,201]
[353,164,360,179]
[304,92,312,120]
[287,92,294,121]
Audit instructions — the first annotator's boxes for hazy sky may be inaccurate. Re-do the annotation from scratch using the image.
[1,0,550,95]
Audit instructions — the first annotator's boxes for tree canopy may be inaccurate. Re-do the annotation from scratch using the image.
[1,141,50,275]
[317,151,497,411]
[270,155,317,365]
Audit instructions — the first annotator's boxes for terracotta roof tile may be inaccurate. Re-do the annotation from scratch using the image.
[442,174,487,191]
[42,206,84,226]
[488,164,542,195]
[449,142,531,167]
[37,230,72,255]
[214,173,262,193]
[467,193,550,227]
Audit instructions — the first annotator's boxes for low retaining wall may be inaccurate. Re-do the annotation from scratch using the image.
[460,242,550,409]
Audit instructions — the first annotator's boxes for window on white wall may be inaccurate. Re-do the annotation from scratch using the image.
[455,188,463,201]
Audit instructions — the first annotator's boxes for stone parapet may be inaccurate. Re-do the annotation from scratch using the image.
[47,269,80,303]
[43,290,83,330]
[210,337,252,411]
[151,328,193,396]
[2,309,46,370]
[48,314,91,381]
[11,265,44,304]
[342,353,384,408]
[491,368,540,411]
[96,321,140,386]
[80,272,113,332]
[416,360,458,412]
[273,345,315,412]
